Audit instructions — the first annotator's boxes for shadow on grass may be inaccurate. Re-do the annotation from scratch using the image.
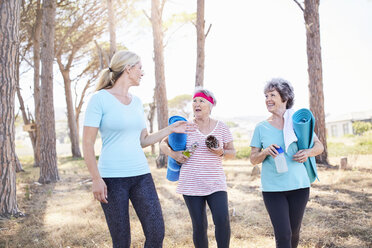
[0,178,56,248]
[305,183,372,247]
[58,156,85,164]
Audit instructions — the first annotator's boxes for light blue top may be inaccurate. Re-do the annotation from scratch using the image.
[250,120,310,192]
[84,89,149,178]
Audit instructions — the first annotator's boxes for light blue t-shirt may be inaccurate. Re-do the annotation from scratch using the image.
[250,120,310,192]
[84,89,149,178]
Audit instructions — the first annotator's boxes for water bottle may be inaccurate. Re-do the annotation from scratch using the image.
[274,146,288,173]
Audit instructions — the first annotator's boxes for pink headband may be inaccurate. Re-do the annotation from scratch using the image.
[193,92,214,105]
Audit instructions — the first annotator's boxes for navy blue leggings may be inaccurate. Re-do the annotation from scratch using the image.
[101,174,164,248]
[183,191,230,248]
[262,187,310,248]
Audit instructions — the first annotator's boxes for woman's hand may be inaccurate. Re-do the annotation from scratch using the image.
[208,144,224,157]
[264,144,280,158]
[92,178,108,204]
[170,121,197,133]
[293,149,310,163]
[173,151,190,164]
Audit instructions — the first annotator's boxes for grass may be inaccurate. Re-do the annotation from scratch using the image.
[327,131,372,157]
[1,153,372,248]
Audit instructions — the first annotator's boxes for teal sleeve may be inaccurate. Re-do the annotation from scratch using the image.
[250,125,262,148]
[84,93,102,128]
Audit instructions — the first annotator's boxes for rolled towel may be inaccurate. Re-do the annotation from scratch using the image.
[292,108,319,183]
[283,109,298,153]
[166,115,187,181]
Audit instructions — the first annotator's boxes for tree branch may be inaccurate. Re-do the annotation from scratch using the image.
[163,22,187,48]
[75,77,94,117]
[160,0,167,19]
[19,53,34,68]
[293,0,304,12]
[205,23,212,38]
[143,9,151,22]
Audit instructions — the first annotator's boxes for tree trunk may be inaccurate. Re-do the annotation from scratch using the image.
[75,78,93,139]
[14,54,24,173]
[94,40,106,70]
[15,155,24,173]
[33,0,42,167]
[304,0,328,164]
[63,72,82,158]
[195,0,205,88]
[151,0,169,168]
[57,58,82,158]
[39,0,59,184]
[0,0,22,217]
[107,0,116,59]
[15,78,32,171]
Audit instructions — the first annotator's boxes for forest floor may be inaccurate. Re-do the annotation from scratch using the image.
[0,155,371,248]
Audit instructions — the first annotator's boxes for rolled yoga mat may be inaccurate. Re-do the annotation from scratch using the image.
[292,108,319,183]
[166,115,187,181]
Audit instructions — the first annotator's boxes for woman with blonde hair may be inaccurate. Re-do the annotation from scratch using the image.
[83,50,195,248]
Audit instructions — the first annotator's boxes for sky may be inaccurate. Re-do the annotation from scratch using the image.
[20,0,372,120]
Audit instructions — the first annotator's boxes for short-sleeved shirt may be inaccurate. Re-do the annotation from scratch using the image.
[250,120,310,192]
[177,121,234,196]
[84,89,149,178]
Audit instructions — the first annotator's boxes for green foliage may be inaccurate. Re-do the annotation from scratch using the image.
[144,152,157,158]
[357,130,372,145]
[352,121,372,135]
[226,121,239,128]
[163,12,196,30]
[55,0,107,55]
[328,130,372,156]
[236,146,251,159]
[168,94,192,107]
[168,94,192,118]
[24,185,31,201]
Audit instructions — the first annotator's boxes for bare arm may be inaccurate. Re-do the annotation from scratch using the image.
[82,126,107,204]
[293,135,324,163]
[140,121,196,148]
[159,136,189,164]
[223,141,236,159]
[140,126,173,148]
[250,144,280,165]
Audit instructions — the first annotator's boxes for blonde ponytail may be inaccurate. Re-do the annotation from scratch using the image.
[95,50,141,91]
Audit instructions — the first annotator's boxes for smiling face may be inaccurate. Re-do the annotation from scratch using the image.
[193,97,212,118]
[265,89,287,113]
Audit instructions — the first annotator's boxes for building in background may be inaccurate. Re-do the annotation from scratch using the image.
[326,110,372,137]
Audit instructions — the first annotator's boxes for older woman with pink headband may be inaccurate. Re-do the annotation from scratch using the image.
[160,87,236,248]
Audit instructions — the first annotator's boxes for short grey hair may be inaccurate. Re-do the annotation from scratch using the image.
[264,78,295,109]
[194,87,217,107]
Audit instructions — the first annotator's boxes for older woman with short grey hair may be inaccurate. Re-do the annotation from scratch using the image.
[264,78,294,109]
[250,78,324,248]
